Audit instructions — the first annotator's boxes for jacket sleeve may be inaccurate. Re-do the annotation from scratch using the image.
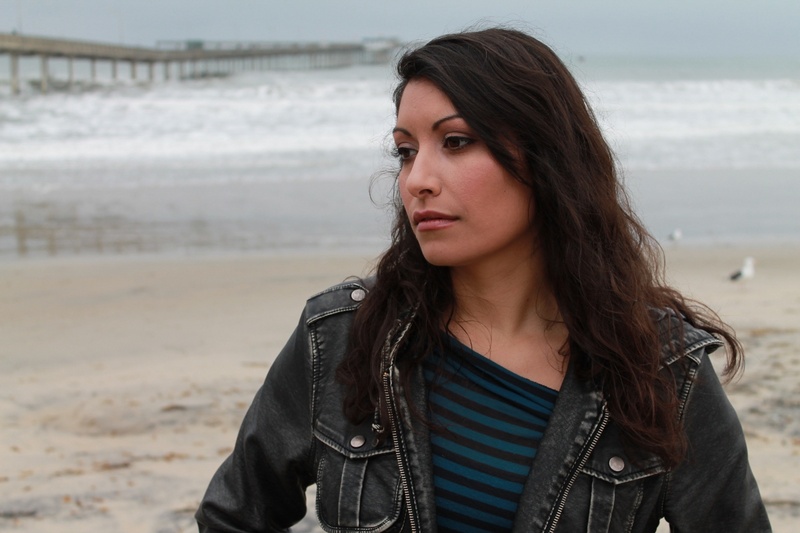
[663,349,772,532]
[195,311,316,532]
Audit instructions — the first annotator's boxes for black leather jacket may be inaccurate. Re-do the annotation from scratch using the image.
[196,280,771,532]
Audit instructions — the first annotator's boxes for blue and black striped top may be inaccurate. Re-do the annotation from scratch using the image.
[422,334,559,533]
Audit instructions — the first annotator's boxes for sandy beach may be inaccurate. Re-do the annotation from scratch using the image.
[1,246,798,532]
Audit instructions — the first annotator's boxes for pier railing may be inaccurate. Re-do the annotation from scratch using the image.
[0,33,400,94]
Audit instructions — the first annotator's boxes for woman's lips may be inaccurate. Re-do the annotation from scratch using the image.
[412,210,457,231]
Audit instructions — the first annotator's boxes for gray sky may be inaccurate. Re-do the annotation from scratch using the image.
[1,0,798,58]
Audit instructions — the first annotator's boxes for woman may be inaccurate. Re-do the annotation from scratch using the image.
[196,28,770,532]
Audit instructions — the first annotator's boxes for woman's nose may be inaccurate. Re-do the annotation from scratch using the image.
[403,150,441,198]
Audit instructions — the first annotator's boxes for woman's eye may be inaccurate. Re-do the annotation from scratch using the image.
[394,146,417,161]
[443,136,473,150]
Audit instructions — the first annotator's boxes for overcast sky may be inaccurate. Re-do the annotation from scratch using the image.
[0,0,798,58]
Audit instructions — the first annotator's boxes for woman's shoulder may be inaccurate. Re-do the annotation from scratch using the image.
[652,307,724,367]
[303,276,375,324]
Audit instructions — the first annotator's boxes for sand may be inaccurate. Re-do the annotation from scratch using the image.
[1,246,798,532]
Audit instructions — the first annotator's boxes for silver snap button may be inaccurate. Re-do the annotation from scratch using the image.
[608,456,625,473]
[350,435,366,449]
[350,288,366,302]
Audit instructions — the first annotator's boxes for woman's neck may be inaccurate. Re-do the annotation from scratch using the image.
[449,253,559,334]
[446,254,569,389]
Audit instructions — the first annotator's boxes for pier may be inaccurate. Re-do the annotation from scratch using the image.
[0,33,399,94]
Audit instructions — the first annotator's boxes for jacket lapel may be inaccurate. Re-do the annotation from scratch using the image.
[512,361,605,532]
[393,362,438,532]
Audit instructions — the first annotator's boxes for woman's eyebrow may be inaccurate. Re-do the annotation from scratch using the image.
[392,114,464,137]
[432,114,463,130]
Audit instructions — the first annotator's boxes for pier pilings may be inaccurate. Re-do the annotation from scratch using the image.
[0,34,399,95]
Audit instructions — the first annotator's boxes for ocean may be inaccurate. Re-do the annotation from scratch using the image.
[0,55,798,258]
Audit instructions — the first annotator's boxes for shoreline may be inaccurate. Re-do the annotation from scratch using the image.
[3,165,799,260]
[1,245,798,531]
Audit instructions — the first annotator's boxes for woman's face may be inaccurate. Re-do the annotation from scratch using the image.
[393,79,536,271]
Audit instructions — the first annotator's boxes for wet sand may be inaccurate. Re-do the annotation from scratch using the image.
[1,246,798,531]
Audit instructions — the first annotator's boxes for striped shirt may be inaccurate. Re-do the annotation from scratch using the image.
[422,334,558,533]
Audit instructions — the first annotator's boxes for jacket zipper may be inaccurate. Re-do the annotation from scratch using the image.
[545,402,609,533]
[381,317,419,533]
[384,367,419,533]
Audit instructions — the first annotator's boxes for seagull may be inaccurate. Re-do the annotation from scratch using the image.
[667,228,683,243]
[730,257,755,281]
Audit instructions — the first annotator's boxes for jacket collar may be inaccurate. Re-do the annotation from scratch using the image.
[391,309,720,532]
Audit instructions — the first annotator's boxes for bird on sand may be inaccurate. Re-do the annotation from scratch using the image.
[667,228,683,243]
[730,257,755,281]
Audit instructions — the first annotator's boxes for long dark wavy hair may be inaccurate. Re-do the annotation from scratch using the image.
[336,27,741,468]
